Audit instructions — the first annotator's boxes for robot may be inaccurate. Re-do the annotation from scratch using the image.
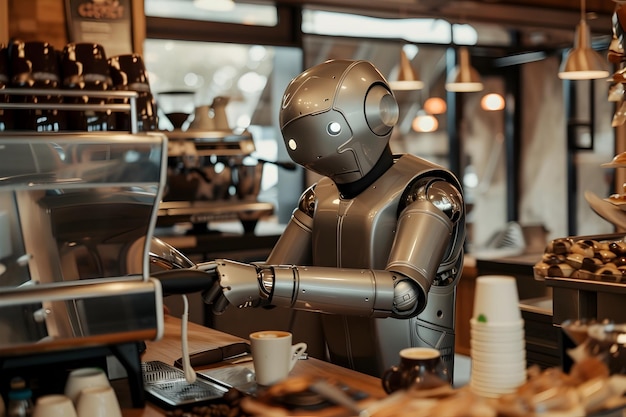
[199,59,466,378]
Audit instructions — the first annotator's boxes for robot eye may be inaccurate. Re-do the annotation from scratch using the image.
[288,139,297,150]
[327,122,341,136]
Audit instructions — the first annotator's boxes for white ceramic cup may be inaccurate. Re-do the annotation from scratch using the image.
[64,367,110,404]
[249,330,307,386]
[33,394,77,417]
[472,275,521,324]
[75,386,122,417]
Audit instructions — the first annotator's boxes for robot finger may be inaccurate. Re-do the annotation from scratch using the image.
[211,295,231,315]
[201,281,223,305]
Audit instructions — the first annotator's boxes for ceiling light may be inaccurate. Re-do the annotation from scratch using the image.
[445,47,483,92]
[389,49,424,91]
[423,97,447,115]
[557,0,609,80]
[412,112,438,132]
[481,93,505,111]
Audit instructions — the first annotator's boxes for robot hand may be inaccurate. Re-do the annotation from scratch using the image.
[199,259,271,314]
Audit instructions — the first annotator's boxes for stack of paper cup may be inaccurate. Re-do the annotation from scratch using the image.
[469,275,526,398]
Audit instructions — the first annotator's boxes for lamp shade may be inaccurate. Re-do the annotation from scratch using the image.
[558,19,610,80]
[389,49,424,91]
[445,47,484,92]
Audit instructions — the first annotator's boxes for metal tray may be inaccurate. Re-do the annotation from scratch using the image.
[142,360,229,408]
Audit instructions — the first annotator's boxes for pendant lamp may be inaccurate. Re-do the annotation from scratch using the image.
[412,111,438,133]
[558,0,609,80]
[445,47,484,92]
[389,49,424,91]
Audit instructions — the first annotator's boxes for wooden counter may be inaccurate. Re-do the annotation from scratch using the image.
[120,315,387,416]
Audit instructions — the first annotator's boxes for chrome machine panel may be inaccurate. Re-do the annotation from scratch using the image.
[0,132,167,355]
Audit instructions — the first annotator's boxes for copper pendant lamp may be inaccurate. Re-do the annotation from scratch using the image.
[445,47,484,93]
[389,49,424,91]
[558,0,609,80]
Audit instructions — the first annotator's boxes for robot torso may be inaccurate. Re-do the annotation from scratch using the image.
[310,153,463,274]
[303,153,465,376]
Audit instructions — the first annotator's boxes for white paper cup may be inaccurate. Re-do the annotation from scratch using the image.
[470,338,525,353]
[473,275,521,324]
[470,318,525,331]
[470,330,525,345]
[64,367,110,404]
[250,330,307,386]
[471,372,526,391]
[471,358,526,373]
[470,377,524,397]
[33,394,77,417]
[470,375,526,391]
[75,386,122,417]
[469,384,507,398]
[471,364,526,380]
[470,348,526,364]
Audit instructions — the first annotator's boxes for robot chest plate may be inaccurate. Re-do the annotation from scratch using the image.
[311,182,399,268]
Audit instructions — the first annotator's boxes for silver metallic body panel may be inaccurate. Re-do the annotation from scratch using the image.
[207,60,464,378]
[266,153,464,376]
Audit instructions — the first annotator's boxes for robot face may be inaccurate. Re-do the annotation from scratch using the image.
[282,109,361,182]
[280,60,399,184]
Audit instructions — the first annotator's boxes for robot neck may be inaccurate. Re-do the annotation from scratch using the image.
[336,145,394,199]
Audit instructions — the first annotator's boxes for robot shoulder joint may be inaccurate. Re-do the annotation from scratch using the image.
[399,175,463,223]
[297,184,317,217]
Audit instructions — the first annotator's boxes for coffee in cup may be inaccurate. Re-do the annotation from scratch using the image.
[249,330,307,386]
[381,347,450,394]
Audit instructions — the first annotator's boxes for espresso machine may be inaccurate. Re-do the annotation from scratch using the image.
[155,96,294,260]
[0,130,167,406]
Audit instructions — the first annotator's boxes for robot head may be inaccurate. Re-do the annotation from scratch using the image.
[279,60,399,184]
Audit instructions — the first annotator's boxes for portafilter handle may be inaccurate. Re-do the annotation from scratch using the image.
[152,267,217,296]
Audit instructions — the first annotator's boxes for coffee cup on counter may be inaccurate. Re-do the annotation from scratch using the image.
[472,275,521,325]
[32,394,77,417]
[381,347,450,394]
[75,386,122,417]
[64,367,111,405]
[249,330,307,386]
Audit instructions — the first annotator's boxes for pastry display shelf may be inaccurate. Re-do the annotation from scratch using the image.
[545,275,626,372]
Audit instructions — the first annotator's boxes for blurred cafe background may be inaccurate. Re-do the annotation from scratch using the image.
[0,0,623,370]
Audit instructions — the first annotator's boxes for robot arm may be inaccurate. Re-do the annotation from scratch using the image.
[202,176,463,319]
[210,259,399,317]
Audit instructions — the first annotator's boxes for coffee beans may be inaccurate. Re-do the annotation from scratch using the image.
[165,388,250,417]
